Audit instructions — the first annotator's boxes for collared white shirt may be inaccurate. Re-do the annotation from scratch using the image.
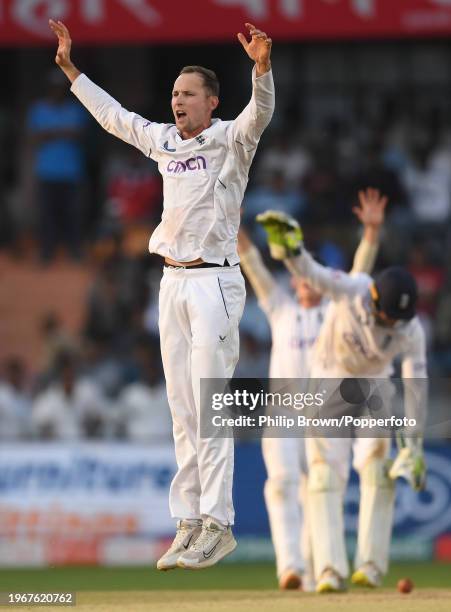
[71,69,275,263]
[292,249,428,422]
[259,289,329,379]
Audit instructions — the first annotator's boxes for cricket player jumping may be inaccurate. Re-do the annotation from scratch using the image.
[238,188,386,590]
[50,19,274,570]
[258,210,427,593]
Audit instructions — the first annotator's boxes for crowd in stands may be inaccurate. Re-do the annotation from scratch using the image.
[1,66,451,441]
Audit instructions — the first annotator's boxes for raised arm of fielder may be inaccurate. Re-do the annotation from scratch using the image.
[237,226,277,303]
[256,189,387,300]
[239,188,385,304]
[49,19,160,157]
[350,187,387,274]
[49,20,274,166]
[231,25,273,164]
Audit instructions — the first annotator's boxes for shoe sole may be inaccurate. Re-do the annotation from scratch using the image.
[157,555,181,571]
[177,538,237,570]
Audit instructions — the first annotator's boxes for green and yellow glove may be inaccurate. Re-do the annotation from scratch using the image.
[256,210,303,260]
[389,436,426,492]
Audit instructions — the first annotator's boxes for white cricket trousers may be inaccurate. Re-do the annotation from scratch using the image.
[262,436,313,578]
[159,264,246,526]
[306,436,393,579]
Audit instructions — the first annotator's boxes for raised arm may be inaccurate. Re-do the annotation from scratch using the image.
[237,22,272,77]
[285,249,367,301]
[257,210,367,301]
[230,24,274,164]
[49,19,157,158]
[49,19,80,83]
[350,187,388,274]
[238,226,277,303]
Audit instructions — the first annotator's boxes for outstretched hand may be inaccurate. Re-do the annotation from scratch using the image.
[237,23,272,75]
[49,20,73,68]
[49,19,80,82]
[353,187,388,229]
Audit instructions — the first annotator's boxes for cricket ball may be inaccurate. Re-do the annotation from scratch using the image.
[397,578,414,594]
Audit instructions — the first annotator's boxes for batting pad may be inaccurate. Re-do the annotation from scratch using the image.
[307,462,348,579]
[355,458,395,574]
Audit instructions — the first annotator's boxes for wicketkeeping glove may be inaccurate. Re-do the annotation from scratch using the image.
[389,436,426,492]
[256,210,303,260]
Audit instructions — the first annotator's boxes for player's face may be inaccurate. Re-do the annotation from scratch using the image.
[371,300,405,328]
[171,73,219,139]
[291,277,322,308]
[373,309,399,328]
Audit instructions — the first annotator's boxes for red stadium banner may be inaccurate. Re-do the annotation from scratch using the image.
[1,0,451,45]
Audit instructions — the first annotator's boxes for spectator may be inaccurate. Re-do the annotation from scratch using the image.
[80,338,127,400]
[83,259,133,349]
[353,140,407,212]
[103,148,162,229]
[97,230,146,309]
[39,311,78,373]
[245,170,304,220]
[0,104,15,251]
[115,339,172,442]
[433,284,451,375]
[27,69,87,263]
[408,242,445,319]
[402,143,451,226]
[0,357,32,440]
[234,332,269,379]
[32,352,110,440]
[256,131,311,188]
[302,145,344,225]
[244,170,304,247]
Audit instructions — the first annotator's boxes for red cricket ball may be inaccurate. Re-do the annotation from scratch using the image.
[397,578,414,594]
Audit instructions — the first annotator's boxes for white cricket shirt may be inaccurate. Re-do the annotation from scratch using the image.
[289,250,428,424]
[291,250,428,380]
[71,68,275,263]
[260,289,329,379]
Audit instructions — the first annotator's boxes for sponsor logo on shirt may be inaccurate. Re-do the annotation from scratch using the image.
[167,156,207,173]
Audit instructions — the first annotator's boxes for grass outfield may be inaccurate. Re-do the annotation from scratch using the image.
[1,562,450,591]
[0,563,450,611]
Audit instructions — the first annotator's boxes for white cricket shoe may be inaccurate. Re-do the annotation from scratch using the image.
[279,570,302,590]
[156,519,202,571]
[176,517,237,570]
[301,572,316,593]
[351,562,383,588]
[316,568,346,593]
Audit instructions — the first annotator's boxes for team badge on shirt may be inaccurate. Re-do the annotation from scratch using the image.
[163,140,176,152]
